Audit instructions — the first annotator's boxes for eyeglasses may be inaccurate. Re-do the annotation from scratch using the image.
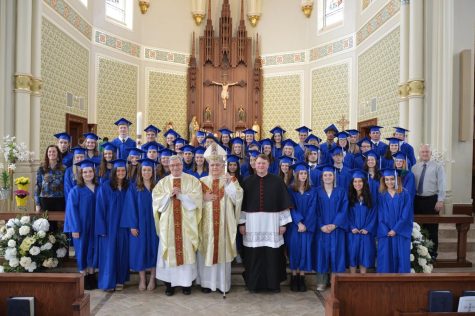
[169,164,182,168]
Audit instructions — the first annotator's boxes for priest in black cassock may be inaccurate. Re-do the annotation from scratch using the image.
[239,153,293,293]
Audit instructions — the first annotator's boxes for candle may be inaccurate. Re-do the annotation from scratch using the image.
[136,112,143,136]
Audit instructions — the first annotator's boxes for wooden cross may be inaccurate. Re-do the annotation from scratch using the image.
[336,115,349,131]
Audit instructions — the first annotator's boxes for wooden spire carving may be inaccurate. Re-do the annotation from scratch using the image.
[203,0,214,65]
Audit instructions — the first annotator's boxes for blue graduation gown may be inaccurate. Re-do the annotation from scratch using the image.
[376,190,412,273]
[294,145,305,162]
[353,153,365,170]
[309,165,322,188]
[64,167,77,202]
[95,181,129,290]
[111,137,137,160]
[272,146,283,160]
[347,201,377,268]
[315,186,348,273]
[121,184,159,271]
[99,168,111,185]
[381,157,395,169]
[62,152,74,168]
[400,142,416,168]
[371,141,388,159]
[335,166,351,191]
[268,159,279,175]
[343,151,355,169]
[190,170,208,179]
[368,176,380,209]
[319,142,335,165]
[64,185,98,271]
[287,187,318,271]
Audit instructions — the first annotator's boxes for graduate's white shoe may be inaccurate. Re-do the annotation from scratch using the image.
[316,284,326,292]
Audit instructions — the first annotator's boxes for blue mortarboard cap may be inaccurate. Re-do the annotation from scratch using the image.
[305,144,319,153]
[380,167,399,177]
[75,159,98,169]
[205,134,219,143]
[110,159,127,168]
[83,133,99,141]
[230,137,244,146]
[269,126,286,135]
[336,131,350,139]
[144,125,161,134]
[194,146,206,155]
[386,137,400,145]
[330,146,344,156]
[227,154,240,164]
[295,126,312,134]
[174,138,188,146]
[181,145,195,153]
[248,140,261,149]
[114,118,132,126]
[159,148,176,157]
[163,129,180,138]
[100,142,118,152]
[196,130,207,137]
[218,128,233,135]
[392,151,407,160]
[54,132,71,141]
[357,137,372,147]
[242,128,257,135]
[305,134,322,143]
[346,129,360,136]
[248,150,260,158]
[282,139,297,148]
[351,169,368,179]
[291,162,309,172]
[259,138,273,147]
[369,125,383,133]
[317,164,336,173]
[394,127,409,134]
[278,156,295,165]
[142,141,163,152]
[138,158,157,168]
[71,146,86,155]
[363,150,379,160]
[125,147,145,157]
[324,124,339,134]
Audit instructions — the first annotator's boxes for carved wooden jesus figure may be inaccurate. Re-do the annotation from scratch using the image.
[211,81,239,109]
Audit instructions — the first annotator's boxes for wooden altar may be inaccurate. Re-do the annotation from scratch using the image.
[187,0,262,137]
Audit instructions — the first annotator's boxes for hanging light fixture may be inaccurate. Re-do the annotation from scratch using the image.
[247,0,262,27]
[191,0,206,25]
[301,0,314,18]
[139,0,150,14]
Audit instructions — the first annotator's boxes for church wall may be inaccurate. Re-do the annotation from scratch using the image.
[40,16,89,154]
[95,56,138,141]
[146,69,188,140]
[357,26,400,139]
[311,61,350,136]
[262,73,303,142]
[450,0,475,205]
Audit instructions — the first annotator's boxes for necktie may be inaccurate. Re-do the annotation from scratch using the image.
[417,163,427,195]
[122,138,126,143]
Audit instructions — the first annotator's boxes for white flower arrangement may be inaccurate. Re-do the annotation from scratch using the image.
[0,215,68,273]
[411,222,434,273]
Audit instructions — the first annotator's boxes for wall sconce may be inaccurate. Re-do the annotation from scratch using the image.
[301,0,314,18]
[191,0,206,25]
[247,0,262,27]
[139,0,150,14]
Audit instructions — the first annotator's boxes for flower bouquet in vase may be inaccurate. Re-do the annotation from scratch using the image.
[410,222,434,273]
[14,177,30,210]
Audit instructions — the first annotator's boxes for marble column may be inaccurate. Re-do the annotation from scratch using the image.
[398,0,410,129]
[14,0,32,146]
[30,0,42,162]
[407,0,424,146]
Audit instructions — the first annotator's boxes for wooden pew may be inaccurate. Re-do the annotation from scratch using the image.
[0,211,65,222]
[0,273,89,316]
[325,273,475,316]
[415,214,473,268]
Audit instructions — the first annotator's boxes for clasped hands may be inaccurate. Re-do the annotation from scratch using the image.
[351,228,369,235]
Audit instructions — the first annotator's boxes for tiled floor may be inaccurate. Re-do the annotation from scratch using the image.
[89,282,327,316]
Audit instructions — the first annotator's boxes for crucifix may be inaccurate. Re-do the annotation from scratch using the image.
[205,78,247,110]
[336,115,349,131]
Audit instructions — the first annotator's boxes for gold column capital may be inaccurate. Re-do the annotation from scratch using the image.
[193,13,205,25]
[248,15,260,27]
[14,73,32,93]
[31,77,43,96]
[302,5,313,18]
[408,79,425,97]
[398,83,409,99]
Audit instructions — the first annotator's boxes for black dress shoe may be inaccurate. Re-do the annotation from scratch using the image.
[201,287,211,294]
[164,282,175,296]
[182,287,191,295]
[299,276,307,292]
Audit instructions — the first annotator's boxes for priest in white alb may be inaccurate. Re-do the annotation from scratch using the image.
[152,155,202,296]
[196,144,243,294]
